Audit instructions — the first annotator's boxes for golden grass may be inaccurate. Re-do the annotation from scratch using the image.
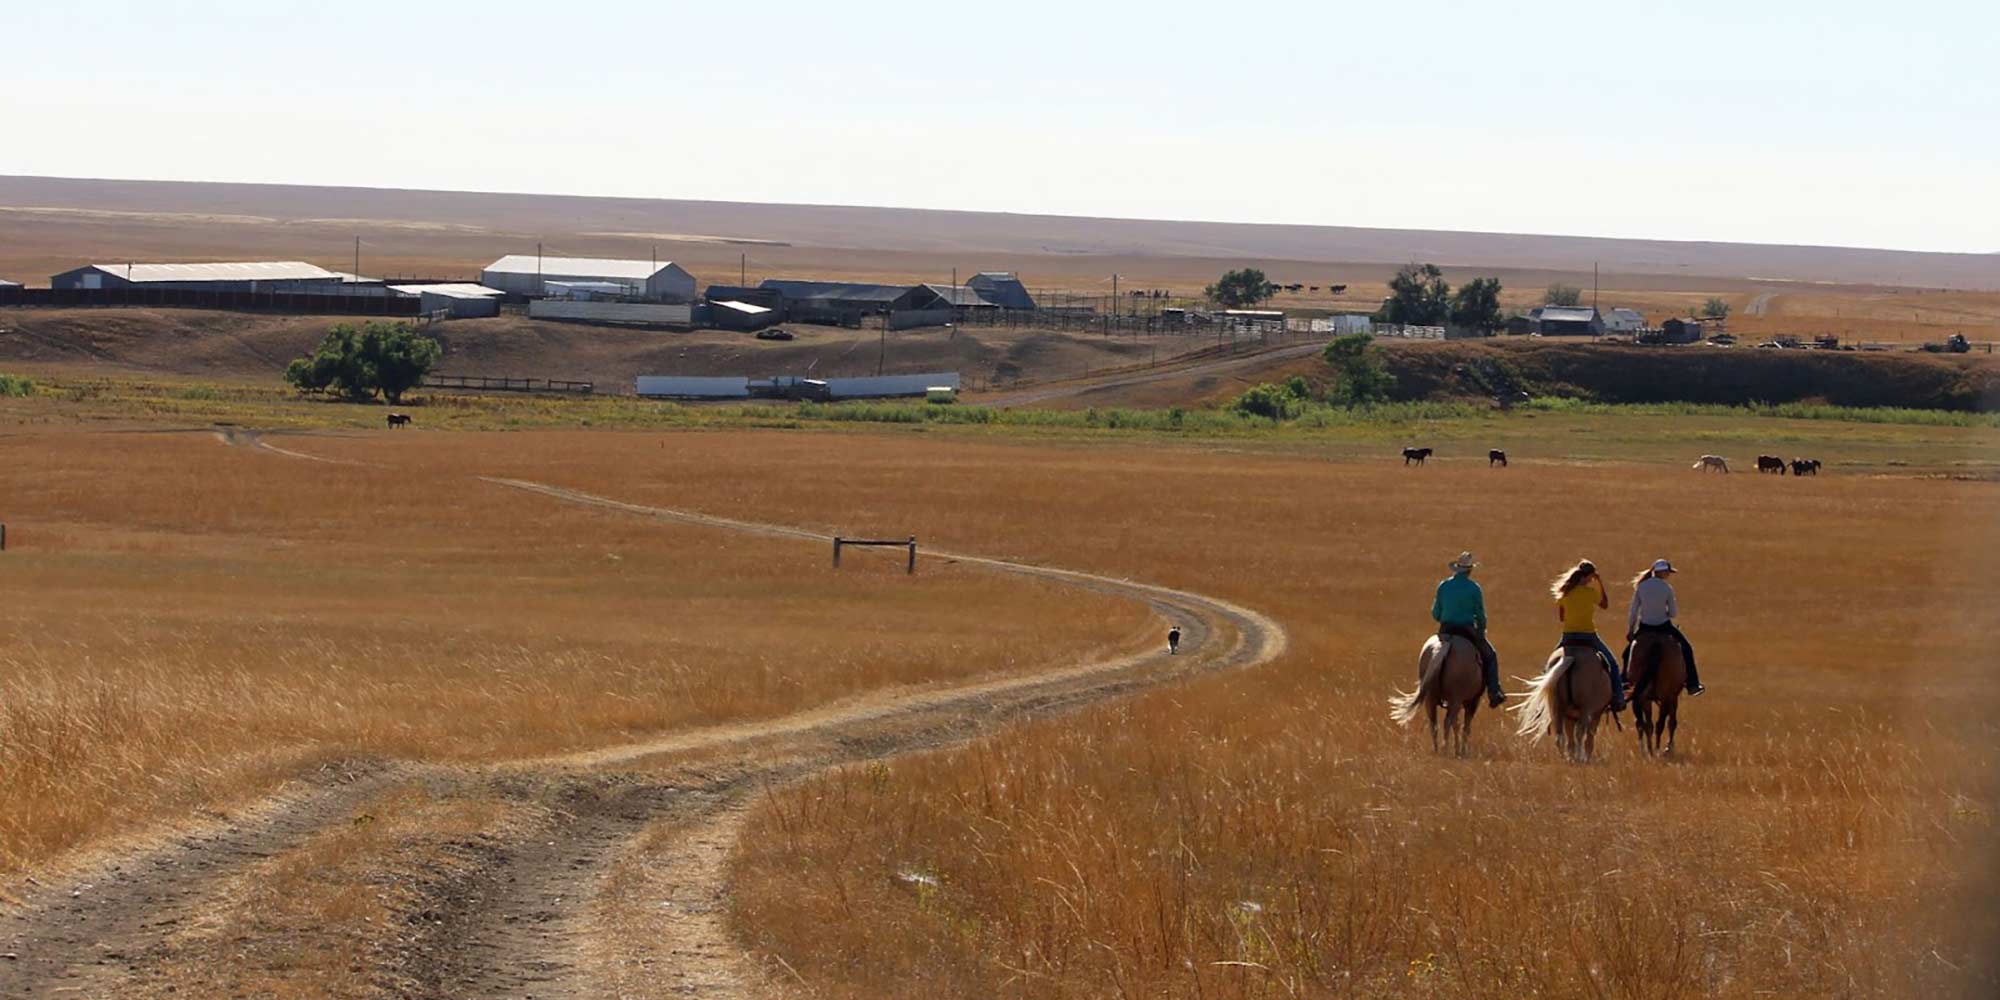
[0,429,1149,871]
[646,431,2000,999]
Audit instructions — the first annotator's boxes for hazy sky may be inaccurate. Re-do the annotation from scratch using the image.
[3,0,1993,253]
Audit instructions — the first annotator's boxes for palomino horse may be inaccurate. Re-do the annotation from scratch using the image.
[1389,634,1484,755]
[1692,455,1730,473]
[1627,630,1687,755]
[1513,641,1615,762]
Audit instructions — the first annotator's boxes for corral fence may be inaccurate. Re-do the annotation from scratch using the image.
[0,286,424,315]
[833,535,918,574]
[425,374,595,395]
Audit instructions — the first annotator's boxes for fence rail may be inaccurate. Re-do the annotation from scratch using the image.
[833,535,918,574]
[0,286,423,315]
[424,374,595,394]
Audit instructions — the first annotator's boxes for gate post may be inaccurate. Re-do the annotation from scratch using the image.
[833,536,842,567]
[907,536,917,575]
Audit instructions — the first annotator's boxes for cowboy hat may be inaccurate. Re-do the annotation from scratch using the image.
[1651,558,1677,574]
[1449,552,1479,572]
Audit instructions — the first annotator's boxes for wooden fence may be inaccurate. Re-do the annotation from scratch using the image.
[424,374,595,395]
[833,535,918,574]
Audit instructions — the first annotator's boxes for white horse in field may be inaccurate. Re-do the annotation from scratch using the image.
[1692,455,1730,473]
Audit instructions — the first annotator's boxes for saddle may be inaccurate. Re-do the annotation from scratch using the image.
[1559,639,1616,683]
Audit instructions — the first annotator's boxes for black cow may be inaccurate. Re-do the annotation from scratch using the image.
[1756,455,1786,474]
[1489,449,1508,467]
[1403,447,1434,466]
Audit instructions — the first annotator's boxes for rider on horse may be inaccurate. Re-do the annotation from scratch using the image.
[1552,559,1626,711]
[1624,558,1707,698]
[1433,552,1505,708]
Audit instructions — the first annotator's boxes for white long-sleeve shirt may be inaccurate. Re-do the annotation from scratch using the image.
[1627,576,1678,634]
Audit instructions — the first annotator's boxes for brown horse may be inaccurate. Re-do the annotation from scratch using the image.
[1513,642,1615,762]
[1628,631,1687,756]
[1389,634,1484,755]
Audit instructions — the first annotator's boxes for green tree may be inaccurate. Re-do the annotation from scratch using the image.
[1204,268,1275,308]
[1321,332,1398,405]
[1381,263,1450,325]
[284,322,440,403]
[1449,276,1505,332]
[358,322,442,404]
[1701,297,1731,320]
[1544,283,1582,306]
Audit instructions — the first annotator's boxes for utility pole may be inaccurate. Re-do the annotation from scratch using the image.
[354,236,360,281]
[1111,273,1119,335]
[740,253,746,287]
[537,242,544,293]
[877,323,886,375]
[1592,261,1599,310]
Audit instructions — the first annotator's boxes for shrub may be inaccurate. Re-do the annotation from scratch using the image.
[0,374,36,398]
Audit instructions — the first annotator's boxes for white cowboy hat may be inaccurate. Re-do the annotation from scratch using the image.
[1652,558,1677,574]
[1449,552,1479,572]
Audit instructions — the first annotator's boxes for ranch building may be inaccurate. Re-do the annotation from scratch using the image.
[757,280,930,325]
[707,299,780,331]
[480,255,696,303]
[1535,305,1605,336]
[389,283,505,318]
[1602,307,1646,334]
[1660,317,1705,343]
[965,271,1036,309]
[50,261,353,294]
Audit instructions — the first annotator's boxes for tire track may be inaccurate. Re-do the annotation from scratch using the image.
[0,438,1285,998]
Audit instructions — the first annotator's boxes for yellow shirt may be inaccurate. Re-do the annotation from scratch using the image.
[1557,586,1600,633]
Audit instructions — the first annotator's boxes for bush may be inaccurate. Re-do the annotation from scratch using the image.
[0,373,36,398]
[1234,381,1307,420]
[284,322,441,403]
[1322,333,1398,405]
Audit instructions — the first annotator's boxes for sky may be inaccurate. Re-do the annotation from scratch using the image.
[2,0,1994,254]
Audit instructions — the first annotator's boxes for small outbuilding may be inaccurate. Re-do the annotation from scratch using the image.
[1535,306,1605,336]
[709,299,779,331]
[390,283,505,318]
[1602,308,1646,334]
[481,256,696,302]
[1660,317,1705,344]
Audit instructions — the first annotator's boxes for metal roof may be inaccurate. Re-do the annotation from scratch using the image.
[759,279,913,304]
[483,255,682,280]
[76,261,343,283]
[920,284,997,307]
[1538,306,1600,322]
[0,278,18,287]
[712,299,773,315]
[390,283,505,299]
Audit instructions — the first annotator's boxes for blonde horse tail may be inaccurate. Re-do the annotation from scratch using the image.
[1691,459,1704,470]
[1389,639,1442,726]
[1510,651,1566,741]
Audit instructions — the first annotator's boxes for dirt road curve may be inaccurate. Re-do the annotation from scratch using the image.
[0,451,1286,999]
[980,340,1325,407]
[1746,290,1777,317]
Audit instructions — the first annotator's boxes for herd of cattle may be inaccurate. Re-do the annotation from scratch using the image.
[1401,446,1826,476]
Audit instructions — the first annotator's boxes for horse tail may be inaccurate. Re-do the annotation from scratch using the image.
[1510,651,1566,742]
[1691,459,1704,470]
[1389,639,1442,726]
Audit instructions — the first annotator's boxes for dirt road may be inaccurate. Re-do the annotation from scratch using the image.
[0,445,1286,999]
[979,339,1325,407]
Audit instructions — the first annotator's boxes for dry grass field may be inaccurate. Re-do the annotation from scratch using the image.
[0,428,1148,871]
[0,388,1994,998]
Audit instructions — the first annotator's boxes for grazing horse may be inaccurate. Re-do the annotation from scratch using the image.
[1692,455,1730,473]
[1167,626,1182,655]
[1402,447,1434,466]
[1791,458,1821,476]
[1512,642,1615,762]
[1756,455,1787,474]
[1488,449,1508,467]
[1628,630,1687,755]
[386,412,411,429]
[1389,634,1485,755]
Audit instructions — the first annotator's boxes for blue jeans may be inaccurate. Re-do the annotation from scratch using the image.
[1563,632,1625,704]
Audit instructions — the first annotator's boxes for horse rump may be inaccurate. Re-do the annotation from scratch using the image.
[1402,447,1433,466]
[1757,455,1786,474]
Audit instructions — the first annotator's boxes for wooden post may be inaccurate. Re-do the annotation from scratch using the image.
[0,522,6,551]
[833,536,842,567]
[907,536,917,575]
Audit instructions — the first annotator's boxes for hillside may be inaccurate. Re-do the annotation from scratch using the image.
[3,175,1997,290]
[1200,340,2000,413]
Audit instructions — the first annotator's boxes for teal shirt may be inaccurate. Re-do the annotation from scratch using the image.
[1432,573,1487,629]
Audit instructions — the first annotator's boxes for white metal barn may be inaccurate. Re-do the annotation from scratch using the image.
[480,256,696,302]
[390,283,505,318]
[1602,308,1646,334]
[49,261,351,293]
